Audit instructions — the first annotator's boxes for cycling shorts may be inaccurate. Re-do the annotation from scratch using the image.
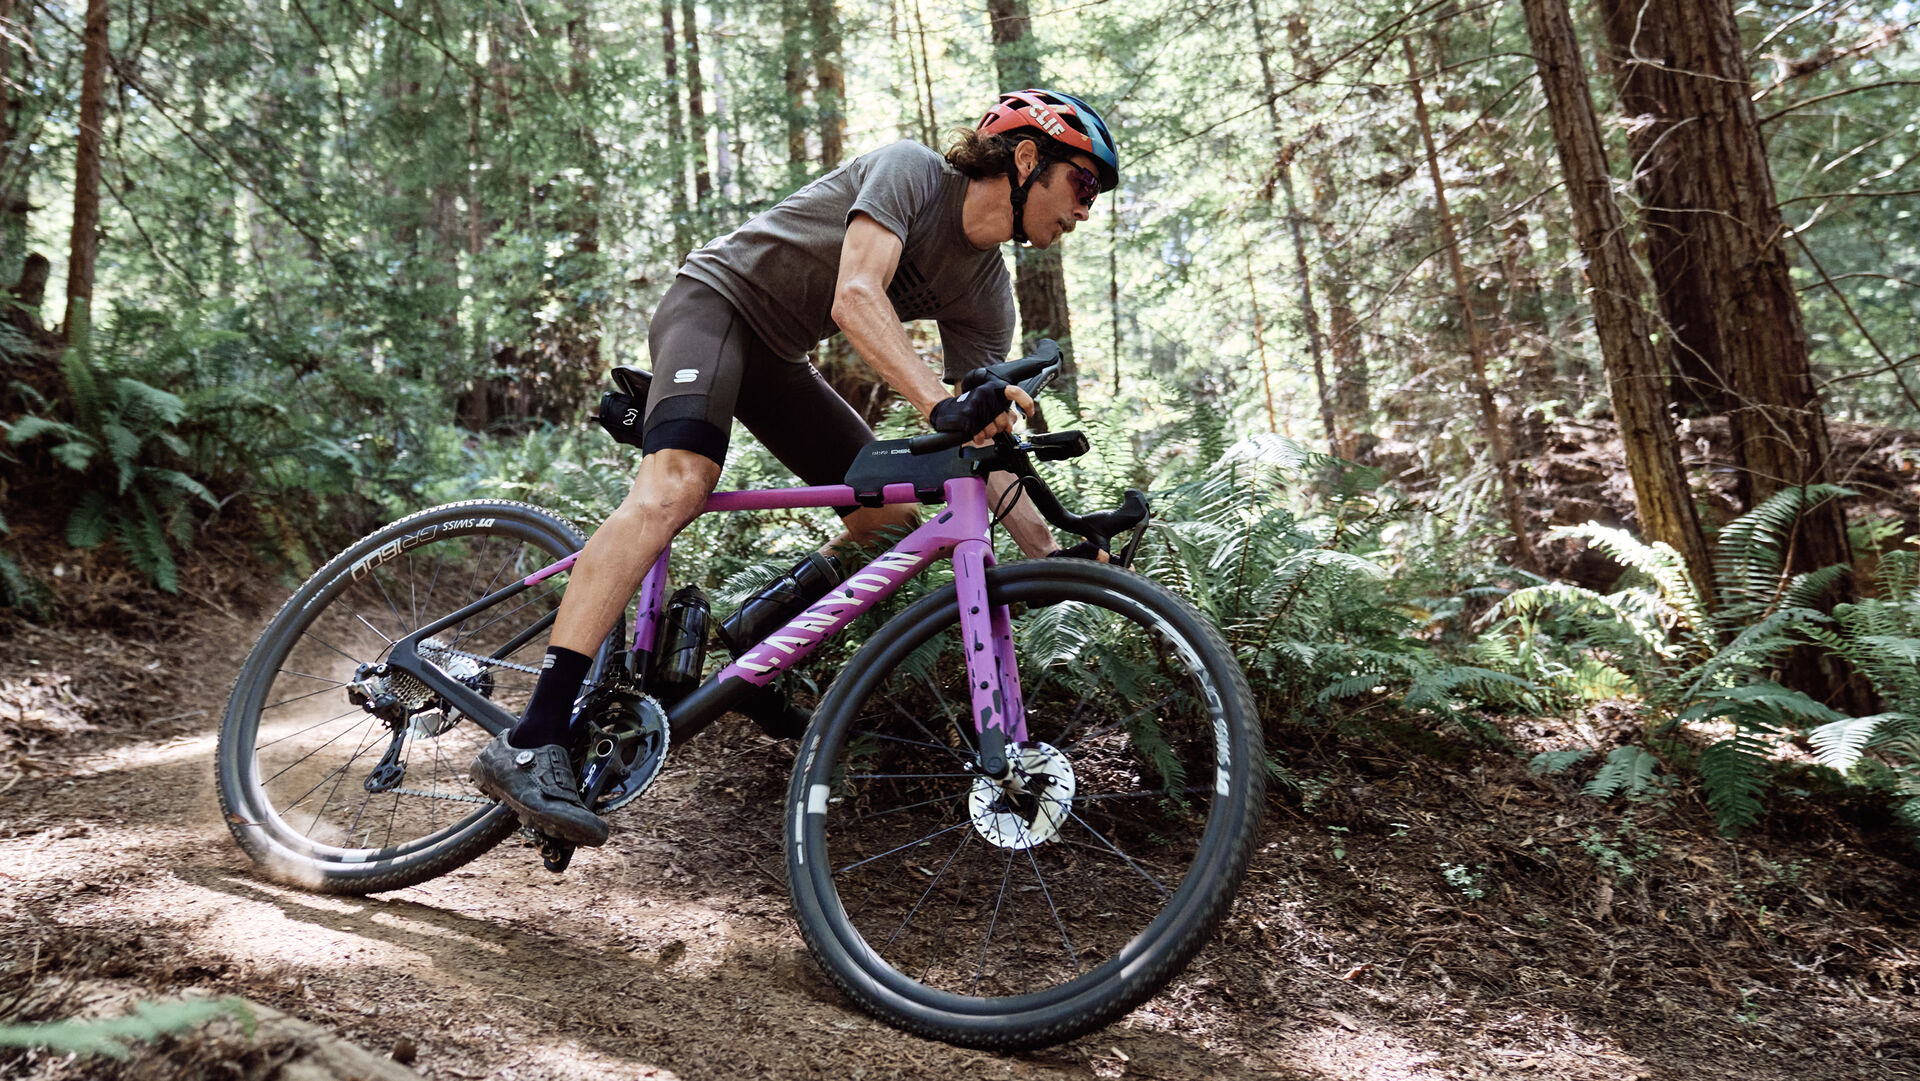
[643,277,876,516]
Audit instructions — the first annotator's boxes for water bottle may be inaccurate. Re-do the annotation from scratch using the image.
[650,585,711,701]
[715,552,842,655]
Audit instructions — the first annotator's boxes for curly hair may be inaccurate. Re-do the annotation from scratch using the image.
[943,127,1051,180]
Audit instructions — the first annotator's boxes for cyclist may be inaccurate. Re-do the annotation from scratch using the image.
[471,89,1120,848]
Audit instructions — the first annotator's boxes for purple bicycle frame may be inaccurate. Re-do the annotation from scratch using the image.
[528,474,1028,746]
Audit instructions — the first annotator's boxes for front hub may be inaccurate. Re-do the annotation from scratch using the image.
[968,742,1076,849]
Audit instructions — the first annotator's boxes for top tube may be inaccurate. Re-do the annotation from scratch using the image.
[704,482,941,513]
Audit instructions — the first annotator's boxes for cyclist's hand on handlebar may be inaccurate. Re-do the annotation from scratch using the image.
[1048,539,1111,563]
[929,376,1035,444]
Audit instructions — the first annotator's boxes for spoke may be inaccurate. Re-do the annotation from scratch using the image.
[448,585,564,651]
[1074,785,1211,802]
[847,772,978,781]
[419,536,450,622]
[1060,691,1180,754]
[261,681,351,716]
[303,722,386,838]
[836,820,971,875]
[255,706,369,752]
[368,566,406,635]
[271,669,350,688]
[972,845,1019,993]
[871,730,966,755]
[260,708,377,787]
[1065,809,1170,898]
[852,790,968,824]
[885,824,974,947]
[352,609,396,647]
[1021,824,1079,974]
[1051,684,1099,749]
[886,698,971,764]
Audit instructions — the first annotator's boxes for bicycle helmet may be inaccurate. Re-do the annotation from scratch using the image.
[976,89,1119,244]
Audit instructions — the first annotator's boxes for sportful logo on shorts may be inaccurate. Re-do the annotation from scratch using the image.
[674,369,699,384]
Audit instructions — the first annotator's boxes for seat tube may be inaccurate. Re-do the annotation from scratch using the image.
[947,480,1028,745]
[631,542,671,658]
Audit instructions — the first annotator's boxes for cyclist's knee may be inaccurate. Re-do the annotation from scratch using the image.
[612,450,719,533]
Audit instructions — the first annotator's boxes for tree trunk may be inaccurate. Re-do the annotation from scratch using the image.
[1252,0,1333,453]
[680,0,711,204]
[1521,0,1715,600]
[661,0,690,255]
[1404,37,1537,571]
[1596,0,1849,535]
[63,0,109,342]
[781,0,810,185]
[988,0,1074,412]
[1595,0,1726,417]
[0,0,26,281]
[809,0,845,169]
[1598,0,1859,706]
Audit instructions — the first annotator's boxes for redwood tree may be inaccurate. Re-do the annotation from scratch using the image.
[1521,0,1713,598]
[64,0,108,341]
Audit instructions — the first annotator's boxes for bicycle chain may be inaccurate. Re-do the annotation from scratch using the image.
[420,645,541,676]
[390,787,493,804]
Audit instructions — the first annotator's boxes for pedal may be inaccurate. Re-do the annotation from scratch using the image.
[520,827,576,874]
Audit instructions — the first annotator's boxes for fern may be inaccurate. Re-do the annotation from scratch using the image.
[1583,746,1665,800]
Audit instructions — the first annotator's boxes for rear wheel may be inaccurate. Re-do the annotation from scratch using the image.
[785,559,1264,1050]
[216,500,608,894]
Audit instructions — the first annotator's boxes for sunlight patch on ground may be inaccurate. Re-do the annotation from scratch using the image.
[64,732,220,779]
[515,1039,684,1080]
[0,824,207,885]
[190,876,439,972]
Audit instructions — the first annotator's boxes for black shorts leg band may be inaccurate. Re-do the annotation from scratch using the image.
[642,417,730,465]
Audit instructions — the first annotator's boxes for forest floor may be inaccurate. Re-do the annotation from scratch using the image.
[3,416,1920,1081]
[3,577,1918,1081]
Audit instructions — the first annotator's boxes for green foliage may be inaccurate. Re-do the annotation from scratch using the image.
[1488,487,1920,835]
[3,341,217,593]
[0,998,252,1059]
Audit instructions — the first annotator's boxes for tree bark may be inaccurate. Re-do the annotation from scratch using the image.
[989,0,1075,411]
[0,0,26,279]
[781,0,810,185]
[1595,0,1849,545]
[1598,0,1859,706]
[1521,0,1715,600]
[680,0,710,203]
[660,0,691,255]
[809,0,844,169]
[1253,0,1333,453]
[64,0,109,342]
[1405,37,1537,570]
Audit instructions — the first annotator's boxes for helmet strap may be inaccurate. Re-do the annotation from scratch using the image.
[1004,146,1052,247]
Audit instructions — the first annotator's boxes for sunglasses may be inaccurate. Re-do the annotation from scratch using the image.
[1061,164,1100,208]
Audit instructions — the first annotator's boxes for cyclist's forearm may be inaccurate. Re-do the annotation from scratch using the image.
[832,285,948,419]
[987,471,1057,558]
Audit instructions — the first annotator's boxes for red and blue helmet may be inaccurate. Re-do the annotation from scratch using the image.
[976,89,1119,193]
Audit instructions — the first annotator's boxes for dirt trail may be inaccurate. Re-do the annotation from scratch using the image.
[3,613,1919,1081]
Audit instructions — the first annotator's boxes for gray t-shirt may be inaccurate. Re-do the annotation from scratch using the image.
[679,141,1015,383]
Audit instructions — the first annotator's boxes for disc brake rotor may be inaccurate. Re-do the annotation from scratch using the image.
[968,741,1076,849]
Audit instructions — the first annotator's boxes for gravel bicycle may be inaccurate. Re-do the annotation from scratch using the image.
[215,345,1265,1049]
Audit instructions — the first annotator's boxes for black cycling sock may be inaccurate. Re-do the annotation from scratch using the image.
[508,646,594,749]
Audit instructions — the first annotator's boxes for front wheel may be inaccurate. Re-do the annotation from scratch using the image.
[785,559,1264,1050]
[216,499,607,894]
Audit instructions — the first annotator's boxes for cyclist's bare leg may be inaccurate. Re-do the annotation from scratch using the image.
[550,448,721,654]
[827,504,919,558]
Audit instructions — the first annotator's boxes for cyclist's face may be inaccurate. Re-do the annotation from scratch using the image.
[1024,151,1100,249]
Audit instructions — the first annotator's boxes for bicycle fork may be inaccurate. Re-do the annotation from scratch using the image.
[947,481,1028,778]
